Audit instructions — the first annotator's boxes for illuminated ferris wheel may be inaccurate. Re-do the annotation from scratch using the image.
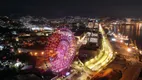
[45,28,76,73]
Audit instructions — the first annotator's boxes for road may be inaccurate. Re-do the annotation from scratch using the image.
[108,32,142,80]
[85,24,115,72]
[120,64,141,80]
[74,24,115,79]
[110,33,139,63]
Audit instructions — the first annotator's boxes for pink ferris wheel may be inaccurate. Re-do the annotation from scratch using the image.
[45,28,76,73]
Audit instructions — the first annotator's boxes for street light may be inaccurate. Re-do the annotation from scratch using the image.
[30,52,33,56]
[120,40,123,43]
[90,59,95,63]
[34,52,37,56]
[115,52,118,54]
[18,50,21,53]
[127,48,131,52]
[85,62,89,66]
[41,52,44,55]
[111,38,116,41]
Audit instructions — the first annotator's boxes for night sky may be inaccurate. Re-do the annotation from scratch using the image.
[0,0,142,18]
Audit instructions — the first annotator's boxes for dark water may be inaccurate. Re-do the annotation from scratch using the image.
[111,23,142,49]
